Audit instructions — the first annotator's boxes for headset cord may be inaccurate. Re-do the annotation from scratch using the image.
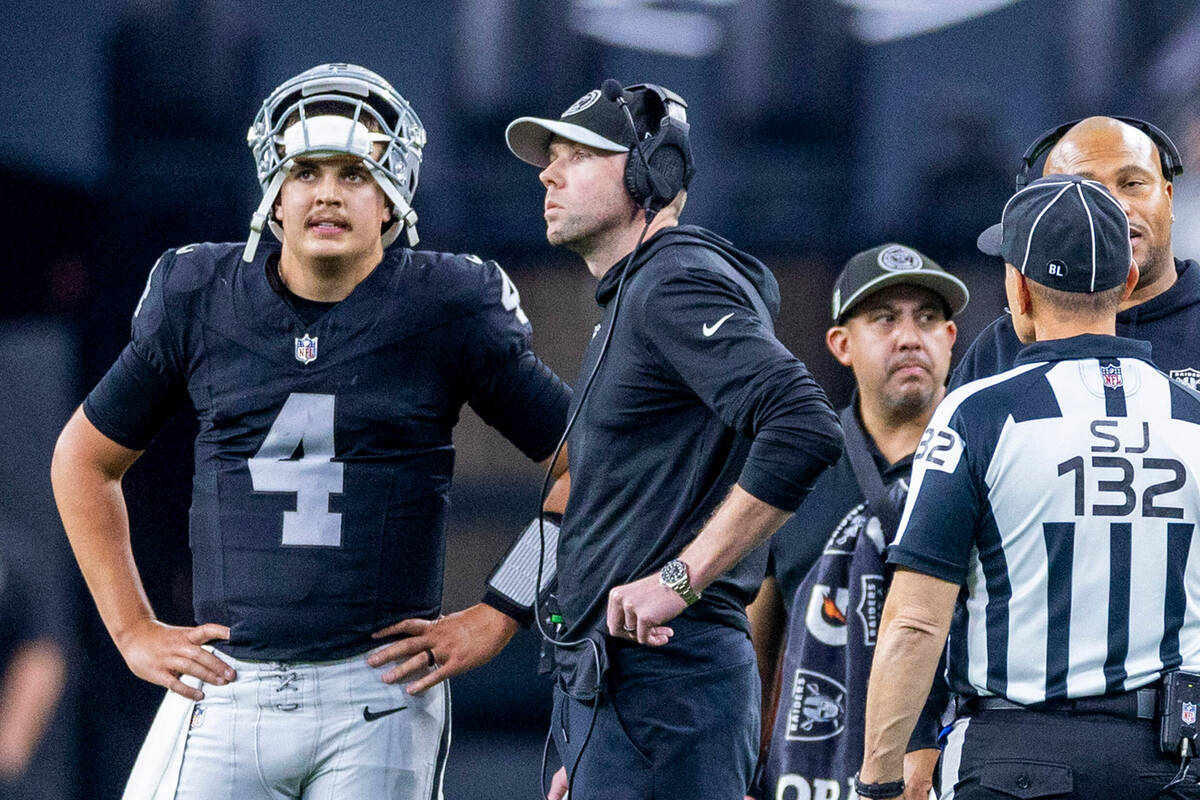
[533,209,656,800]
[1152,738,1196,799]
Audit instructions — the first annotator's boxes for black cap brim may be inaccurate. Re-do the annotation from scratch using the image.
[836,271,970,323]
[977,222,1004,257]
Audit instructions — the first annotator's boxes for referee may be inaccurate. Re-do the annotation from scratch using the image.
[857,174,1200,800]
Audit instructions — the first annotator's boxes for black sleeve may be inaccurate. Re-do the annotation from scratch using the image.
[948,314,1024,390]
[641,269,843,510]
[887,405,980,584]
[468,350,572,462]
[455,259,572,462]
[83,251,189,449]
[84,344,188,449]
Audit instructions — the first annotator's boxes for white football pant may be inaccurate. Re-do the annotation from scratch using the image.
[127,648,449,800]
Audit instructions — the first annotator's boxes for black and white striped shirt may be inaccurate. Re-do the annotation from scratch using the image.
[890,334,1200,705]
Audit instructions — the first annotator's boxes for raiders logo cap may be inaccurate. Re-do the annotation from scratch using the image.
[977,174,1133,293]
[506,82,655,167]
[831,243,969,323]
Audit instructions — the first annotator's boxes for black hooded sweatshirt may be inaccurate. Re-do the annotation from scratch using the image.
[951,258,1200,388]
[556,225,843,643]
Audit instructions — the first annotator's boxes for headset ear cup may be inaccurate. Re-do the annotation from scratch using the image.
[618,85,696,212]
[637,123,691,212]
[649,146,686,204]
[624,150,650,208]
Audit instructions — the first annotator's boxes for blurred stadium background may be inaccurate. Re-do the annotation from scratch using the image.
[4,0,1200,797]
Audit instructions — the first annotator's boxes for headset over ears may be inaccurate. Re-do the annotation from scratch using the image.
[1016,116,1184,190]
[608,82,697,213]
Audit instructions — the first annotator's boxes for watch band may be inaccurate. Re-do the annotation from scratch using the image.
[659,559,701,605]
[673,582,701,605]
[853,774,905,799]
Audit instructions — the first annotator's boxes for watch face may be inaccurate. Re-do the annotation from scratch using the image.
[661,559,687,584]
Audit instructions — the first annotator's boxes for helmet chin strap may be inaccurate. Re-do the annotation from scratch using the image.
[241,162,419,263]
[243,170,287,263]
[368,164,419,247]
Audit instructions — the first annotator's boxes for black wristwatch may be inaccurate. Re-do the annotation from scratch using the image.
[853,773,905,799]
[659,559,701,605]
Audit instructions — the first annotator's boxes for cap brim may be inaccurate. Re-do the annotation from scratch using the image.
[505,117,628,167]
[837,271,971,323]
[977,222,1004,257]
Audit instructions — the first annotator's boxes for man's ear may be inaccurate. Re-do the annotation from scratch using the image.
[826,325,853,368]
[1122,259,1140,301]
[1014,271,1034,316]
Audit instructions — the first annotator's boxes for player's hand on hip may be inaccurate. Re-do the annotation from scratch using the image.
[547,766,568,800]
[368,603,518,695]
[116,619,234,701]
[606,574,683,645]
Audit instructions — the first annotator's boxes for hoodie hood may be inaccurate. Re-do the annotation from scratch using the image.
[595,224,782,318]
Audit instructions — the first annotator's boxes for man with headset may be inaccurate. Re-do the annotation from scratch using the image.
[952,116,1200,388]
[858,174,1200,800]
[506,81,843,799]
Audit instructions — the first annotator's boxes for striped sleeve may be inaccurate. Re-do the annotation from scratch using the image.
[888,367,1039,582]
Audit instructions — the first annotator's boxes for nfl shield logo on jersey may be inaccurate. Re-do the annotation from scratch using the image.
[295,334,319,365]
[1100,363,1123,390]
[1183,702,1197,726]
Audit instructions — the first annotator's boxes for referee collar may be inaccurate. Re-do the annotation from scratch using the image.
[1014,333,1154,366]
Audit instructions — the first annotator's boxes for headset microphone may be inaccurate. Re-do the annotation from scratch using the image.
[600,77,624,104]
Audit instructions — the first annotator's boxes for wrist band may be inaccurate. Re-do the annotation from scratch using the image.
[487,514,561,610]
[853,773,905,799]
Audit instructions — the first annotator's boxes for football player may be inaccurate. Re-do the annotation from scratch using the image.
[51,63,570,799]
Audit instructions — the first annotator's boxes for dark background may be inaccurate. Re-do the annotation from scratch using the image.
[5,1,1200,797]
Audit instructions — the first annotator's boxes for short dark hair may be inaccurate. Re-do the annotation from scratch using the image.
[1028,279,1126,316]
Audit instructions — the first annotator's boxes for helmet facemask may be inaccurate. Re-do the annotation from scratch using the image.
[243,64,426,262]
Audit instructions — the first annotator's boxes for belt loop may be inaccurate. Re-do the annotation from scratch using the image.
[1138,688,1158,720]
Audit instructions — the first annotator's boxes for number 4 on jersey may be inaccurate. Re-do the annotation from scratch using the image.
[466,254,529,325]
[248,393,344,547]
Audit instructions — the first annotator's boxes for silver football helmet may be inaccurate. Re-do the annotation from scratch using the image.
[243,63,426,262]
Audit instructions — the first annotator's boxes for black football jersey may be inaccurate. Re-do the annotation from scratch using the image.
[85,242,569,660]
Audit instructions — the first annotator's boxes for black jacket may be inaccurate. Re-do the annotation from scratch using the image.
[557,225,843,642]
[951,258,1200,388]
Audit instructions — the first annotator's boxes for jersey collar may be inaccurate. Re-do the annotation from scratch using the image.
[1014,333,1153,366]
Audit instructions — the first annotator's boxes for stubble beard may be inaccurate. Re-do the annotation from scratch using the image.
[547,214,601,255]
[546,188,638,258]
[1136,238,1173,291]
[881,378,939,426]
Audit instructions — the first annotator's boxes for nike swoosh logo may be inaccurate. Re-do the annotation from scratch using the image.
[363,705,408,722]
[702,313,735,337]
